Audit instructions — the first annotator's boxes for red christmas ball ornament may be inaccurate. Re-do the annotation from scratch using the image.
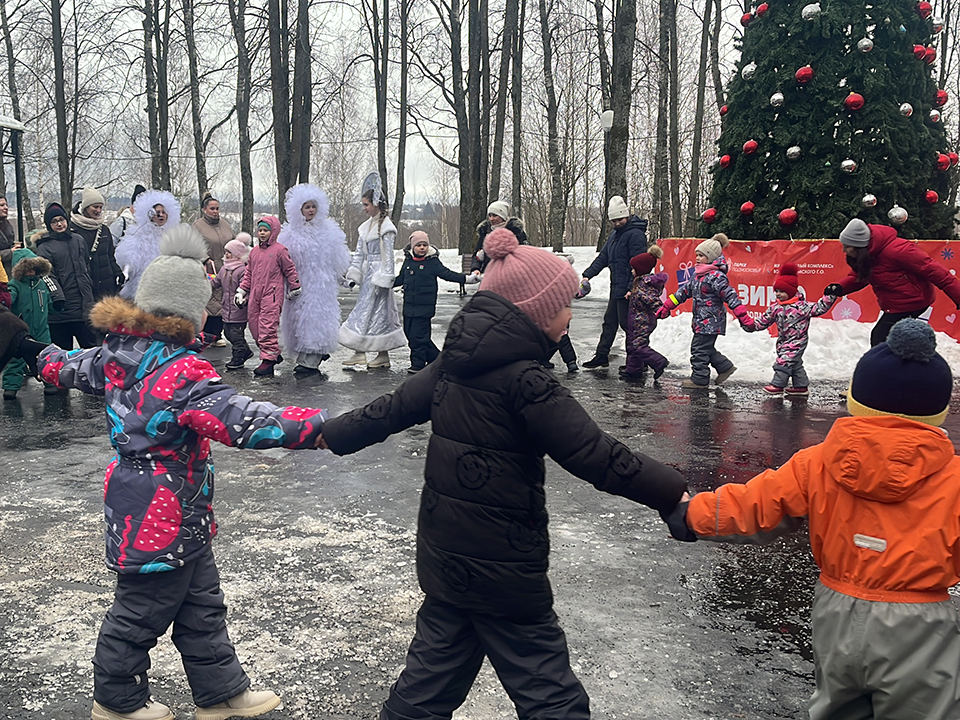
[740,11,752,25]
[925,46,937,64]
[740,201,756,216]
[743,139,759,154]
[719,104,729,116]
[914,44,927,59]
[756,2,769,15]
[949,151,959,165]
[917,1,933,18]
[935,89,949,107]
[844,93,865,111]
[719,154,732,168]
[936,153,951,171]
[925,190,940,204]
[702,208,718,224]
[778,208,798,226]
[795,65,814,84]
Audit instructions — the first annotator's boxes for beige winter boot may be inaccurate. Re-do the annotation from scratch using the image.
[366,351,391,368]
[91,700,174,720]
[194,689,281,720]
[342,351,367,366]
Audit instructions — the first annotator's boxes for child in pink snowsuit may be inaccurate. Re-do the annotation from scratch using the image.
[745,262,837,397]
[236,216,300,376]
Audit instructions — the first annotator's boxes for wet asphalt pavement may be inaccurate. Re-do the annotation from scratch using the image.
[1,285,958,720]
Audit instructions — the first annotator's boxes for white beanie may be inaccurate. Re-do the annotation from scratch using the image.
[135,225,212,331]
[487,200,510,221]
[608,196,629,220]
[80,187,105,212]
[695,233,730,263]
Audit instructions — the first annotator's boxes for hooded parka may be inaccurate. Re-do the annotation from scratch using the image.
[34,229,94,325]
[583,215,649,298]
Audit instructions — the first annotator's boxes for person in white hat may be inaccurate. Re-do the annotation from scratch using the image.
[469,200,528,274]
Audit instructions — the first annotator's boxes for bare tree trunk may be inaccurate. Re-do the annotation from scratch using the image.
[229,0,253,231]
[289,0,311,187]
[594,0,611,248]
[183,0,208,200]
[143,0,161,189]
[363,0,389,200]
[391,0,409,224]
[466,0,485,242]
[684,0,712,235]
[653,0,671,238]
[710,0,723,110]
[51,0,70,206]
[268,0,291,212]
[479,0,490,206]
[667,0,682,234]
[0,0,30,228]
[489,0,518,200]
[451,0,476,254]
[156,0,172,190]
[69,15,80,195]
[510,0,525,214]
[608,0,635,238]
[538,0,564,251]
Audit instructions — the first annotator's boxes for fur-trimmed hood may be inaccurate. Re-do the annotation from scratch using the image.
[12,255,51,281]
[284,183,330,229]
[89,296,198,345]
[476,216,525,235]
[132,189,181,230]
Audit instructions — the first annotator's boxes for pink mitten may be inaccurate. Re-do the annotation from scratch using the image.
[655,305,671,320]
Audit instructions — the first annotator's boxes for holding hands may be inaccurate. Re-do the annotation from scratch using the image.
[464,274,481,285]
[286,287,302,300]
[234,288,248,307]
[655,305,672,320]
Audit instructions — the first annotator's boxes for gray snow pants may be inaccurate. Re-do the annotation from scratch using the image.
[689,333,733,386]
[92,546,249,713]
[771,358,809,389]
[809,583,960,720]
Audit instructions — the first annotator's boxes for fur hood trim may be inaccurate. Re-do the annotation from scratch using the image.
[476,216,525,234]
[284,183,330,229]
[403,243,439,259]
[133,190,181,230]
[89,296,197,344]
[12,255,52,280]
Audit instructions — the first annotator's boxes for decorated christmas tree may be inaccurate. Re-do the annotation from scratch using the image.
[701,0,957,239]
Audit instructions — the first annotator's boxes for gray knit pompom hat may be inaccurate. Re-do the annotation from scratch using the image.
[135,224,211,331]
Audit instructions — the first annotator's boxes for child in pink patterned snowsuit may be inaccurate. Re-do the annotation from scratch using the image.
[622,246,669,379]
[745,262,837,396]
[237,216,300,376]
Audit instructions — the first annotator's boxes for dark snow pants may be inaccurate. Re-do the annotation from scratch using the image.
[594,297,629,359]
[870,308,928,347]
[548,333,577,365]
[624,344,668,376]
[49,321,98,350]
[404,315,440,370]
[381,595,590,720]
[689,333,733,386]
[223,321,252,365]
[92,546,249,713]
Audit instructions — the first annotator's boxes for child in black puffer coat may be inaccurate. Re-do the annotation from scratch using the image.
[320,228,689,720]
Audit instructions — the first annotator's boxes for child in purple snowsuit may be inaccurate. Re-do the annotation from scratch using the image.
[34,226,324,720]
[236,216,301,376]
[621,245,668,380]
[213,235,253,370]
[745,262,837,397]
[657,233,750,388]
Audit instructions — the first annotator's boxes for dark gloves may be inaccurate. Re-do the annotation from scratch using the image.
[824,283,845,297]
[16,335,49,379]
[659,500,698,542]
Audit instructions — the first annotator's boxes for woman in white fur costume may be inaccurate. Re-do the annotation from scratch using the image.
[338,174,406,368]
[279,183,351,374]
[114,190,181,300]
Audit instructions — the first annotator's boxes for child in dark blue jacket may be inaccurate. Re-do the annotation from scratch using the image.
[394,231,478,373]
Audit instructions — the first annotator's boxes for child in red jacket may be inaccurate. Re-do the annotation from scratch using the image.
[672,318,960,720]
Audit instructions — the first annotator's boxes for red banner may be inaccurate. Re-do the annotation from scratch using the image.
[656,238,960,342]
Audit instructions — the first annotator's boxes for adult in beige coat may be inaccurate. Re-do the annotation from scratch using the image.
[192,193,235,343]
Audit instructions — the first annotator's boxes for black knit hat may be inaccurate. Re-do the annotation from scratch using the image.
[131,184,147,205]
[43,202,67,232]
[847,318,952,426]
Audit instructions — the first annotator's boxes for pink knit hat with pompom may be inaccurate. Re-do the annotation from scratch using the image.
[479,228,579,331]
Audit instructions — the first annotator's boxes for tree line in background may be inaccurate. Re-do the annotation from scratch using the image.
[1,0,960,251]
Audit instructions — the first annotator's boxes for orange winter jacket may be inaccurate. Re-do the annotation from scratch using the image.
[688,415,960,603]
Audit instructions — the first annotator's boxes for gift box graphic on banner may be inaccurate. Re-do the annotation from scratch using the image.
[676,261,695,285]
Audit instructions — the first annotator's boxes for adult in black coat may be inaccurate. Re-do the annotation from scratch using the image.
[0,196,14,279]
[69,187,123,301]
[34,202,97,349]
[394,231,479,372]
[581,195,649,368]
[469,200,528,274]
[322,286,687,720]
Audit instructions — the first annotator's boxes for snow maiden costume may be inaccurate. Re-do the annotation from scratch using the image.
[279,183,351,373]
[338,173,406,364]
[114,189,181,300]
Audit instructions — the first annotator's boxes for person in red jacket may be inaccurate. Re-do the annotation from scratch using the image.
[826,218,960,345]
[668,318,960,720]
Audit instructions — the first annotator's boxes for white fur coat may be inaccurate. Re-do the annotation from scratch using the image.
[279,184,351,354]
[346,215,397,288]
[115,190,181,299]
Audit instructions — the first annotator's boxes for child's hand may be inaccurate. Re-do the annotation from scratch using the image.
[314,434,328,450]
[624,291,632,299]
[824,283,844,297]
[655,305,671,319]
[464,274,480,285]
[286,287,302,300]
[659,493,697,542]
[234,288,247,307]
[740,316,756,331]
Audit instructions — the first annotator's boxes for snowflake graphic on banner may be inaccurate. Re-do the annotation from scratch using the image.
[839,306,853,319]
[942,248,954,260]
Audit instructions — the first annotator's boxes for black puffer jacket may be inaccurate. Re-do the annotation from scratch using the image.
[323,291,686,620]
[70,219,122,300]
[470,217,528,273]
[34,231,94,324]
[394,244,467,318]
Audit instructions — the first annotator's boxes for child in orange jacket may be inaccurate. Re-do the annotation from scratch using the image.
[670,318,960,720]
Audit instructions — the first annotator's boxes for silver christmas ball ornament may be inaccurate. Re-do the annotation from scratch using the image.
[741,62,757,79]
[770,92,785,107]
[932,17,944,33]
[888,205,908,224]
[801,2,821,19]
[899,102,914,117]
[930,109,942,122]
[786,145,802,159]
[841,159,858,173]
[862,194,878,207]
[857,37,874,52]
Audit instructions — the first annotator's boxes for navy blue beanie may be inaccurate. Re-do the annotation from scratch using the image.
[43,202,67,232]
[847,318,952,426]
